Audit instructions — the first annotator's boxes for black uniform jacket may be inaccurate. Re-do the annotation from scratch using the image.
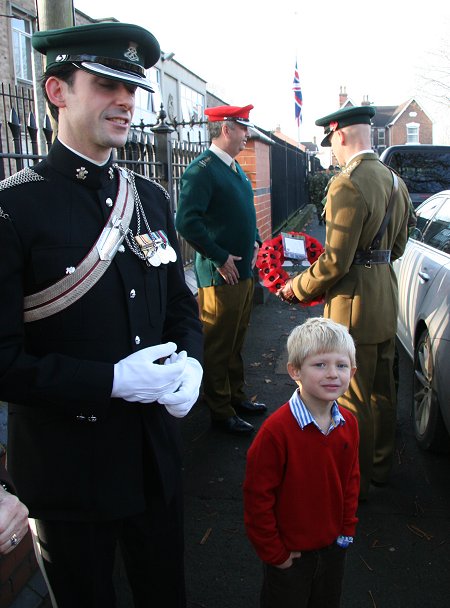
[0,140,203,521]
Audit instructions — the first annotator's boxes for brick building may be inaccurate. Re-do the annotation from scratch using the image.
[338,86,433,154]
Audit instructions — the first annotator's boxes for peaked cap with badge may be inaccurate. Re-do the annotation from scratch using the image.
[316,105,376,147]
[204,104,254,127]
[32,22,160,92]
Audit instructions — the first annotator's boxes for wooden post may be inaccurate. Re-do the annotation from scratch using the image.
[34,0,75,141]
[35,0,74,32]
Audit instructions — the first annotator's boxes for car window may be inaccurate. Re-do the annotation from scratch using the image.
[387,150,450,194]
[422,197,450,253]
[414,196,445,236]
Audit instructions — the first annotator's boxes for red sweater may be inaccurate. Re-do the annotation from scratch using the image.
[243,403,359,565]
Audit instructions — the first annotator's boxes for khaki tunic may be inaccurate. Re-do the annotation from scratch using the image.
[292,152,410,344]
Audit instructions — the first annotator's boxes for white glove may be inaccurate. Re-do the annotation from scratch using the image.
[112,342,187,403]
[157,354,203,418]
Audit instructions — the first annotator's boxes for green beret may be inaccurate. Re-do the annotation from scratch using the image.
[32,22,160,92]
[315,105,376,147]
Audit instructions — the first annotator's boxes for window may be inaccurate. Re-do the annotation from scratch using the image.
[180,84,204,124]
[406,123,419,144]
[422,197,450,254]
[385,149,450,196]
[377,128,385,146]
[134,67,161,126]
[12,15,33,82]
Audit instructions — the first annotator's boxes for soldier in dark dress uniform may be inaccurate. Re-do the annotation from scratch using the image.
[0,22,203,608]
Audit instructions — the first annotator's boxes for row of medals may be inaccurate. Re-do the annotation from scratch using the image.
[134,232,177,267]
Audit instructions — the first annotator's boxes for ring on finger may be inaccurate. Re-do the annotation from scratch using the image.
[10,533,19,547]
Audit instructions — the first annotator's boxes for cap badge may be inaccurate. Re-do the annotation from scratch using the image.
[124,43,140,62]
[55,54,68,62]
[76,167,89,180]
[329,121,339,132]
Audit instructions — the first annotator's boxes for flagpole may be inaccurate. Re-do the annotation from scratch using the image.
[293,58,302,147]
[294,10,301,147]
[296,57,300,147]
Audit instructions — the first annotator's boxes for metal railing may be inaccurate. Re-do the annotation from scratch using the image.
[0,86,207,265]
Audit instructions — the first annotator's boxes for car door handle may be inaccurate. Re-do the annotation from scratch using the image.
[418,270,430,282]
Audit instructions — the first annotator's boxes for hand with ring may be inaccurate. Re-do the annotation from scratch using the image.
[0,484,29,555]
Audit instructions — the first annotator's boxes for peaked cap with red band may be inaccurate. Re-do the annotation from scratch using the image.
[204,104,254,127]
[316,105,376,147]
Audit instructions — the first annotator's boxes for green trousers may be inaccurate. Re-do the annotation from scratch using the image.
[339,337,397,499]
[198,278,254,421]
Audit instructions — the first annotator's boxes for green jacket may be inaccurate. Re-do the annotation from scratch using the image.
[176,149,260,288]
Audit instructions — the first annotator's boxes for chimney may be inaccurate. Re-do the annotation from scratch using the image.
[339,86,347,107]
[361,95,372,106]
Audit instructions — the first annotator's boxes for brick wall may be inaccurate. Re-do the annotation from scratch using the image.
[390,100,433,145]
[237,138,272,242]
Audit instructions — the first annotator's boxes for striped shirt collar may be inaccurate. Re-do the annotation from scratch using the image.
[289,389,345,435]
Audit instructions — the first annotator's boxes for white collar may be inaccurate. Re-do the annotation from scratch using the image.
[59,139,110,167]
[209,142,234,167]
[345,149,374,166]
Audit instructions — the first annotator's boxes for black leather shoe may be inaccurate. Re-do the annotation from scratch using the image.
[212,415,254,435]
[235,400,268,415]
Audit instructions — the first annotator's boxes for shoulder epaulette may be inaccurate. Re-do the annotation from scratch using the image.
[340,159,361,178]
[198,156,212,168]
[0,167,44,192]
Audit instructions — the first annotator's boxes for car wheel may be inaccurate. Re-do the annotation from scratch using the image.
[413,329,449,452]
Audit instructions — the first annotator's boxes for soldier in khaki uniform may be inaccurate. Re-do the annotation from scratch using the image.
[277,106,410,500]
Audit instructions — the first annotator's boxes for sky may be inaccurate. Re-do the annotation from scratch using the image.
[73,0,449,157]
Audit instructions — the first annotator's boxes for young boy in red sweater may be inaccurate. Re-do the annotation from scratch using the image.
[243,317,359,608]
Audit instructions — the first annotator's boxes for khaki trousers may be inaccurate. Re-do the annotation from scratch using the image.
[198,278,254,420]
[339,337,397,499]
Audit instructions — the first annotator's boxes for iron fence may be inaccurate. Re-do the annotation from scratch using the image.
[0,85,207,266]
[265,131,309,233]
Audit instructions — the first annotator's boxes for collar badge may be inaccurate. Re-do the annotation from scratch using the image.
[76,167,89,180]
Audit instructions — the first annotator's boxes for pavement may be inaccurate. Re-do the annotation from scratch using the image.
[10,217,450,607]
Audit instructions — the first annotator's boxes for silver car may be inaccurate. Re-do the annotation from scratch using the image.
[394,190,450,451]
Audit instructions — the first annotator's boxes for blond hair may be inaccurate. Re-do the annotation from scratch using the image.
[287,317,356,369]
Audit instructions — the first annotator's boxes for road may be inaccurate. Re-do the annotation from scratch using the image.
[179,293,450,608]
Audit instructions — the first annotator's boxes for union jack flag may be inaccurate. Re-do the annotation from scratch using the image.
[293,61,303,126]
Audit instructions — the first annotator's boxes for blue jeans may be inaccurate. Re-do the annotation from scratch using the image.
[260,543,347,608]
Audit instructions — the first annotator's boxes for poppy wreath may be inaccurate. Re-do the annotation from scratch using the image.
[256,232,325,307]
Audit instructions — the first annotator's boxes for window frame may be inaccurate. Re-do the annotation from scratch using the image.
[11,10,34,84]
[406,122,420,144]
